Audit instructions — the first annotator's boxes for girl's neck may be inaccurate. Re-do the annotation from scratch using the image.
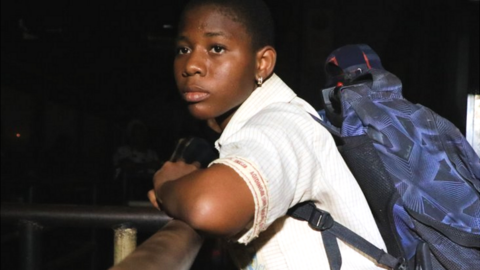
[215,104,243,132]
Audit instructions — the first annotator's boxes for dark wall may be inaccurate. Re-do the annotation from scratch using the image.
[269,0,479,133]
[1,0,478,189]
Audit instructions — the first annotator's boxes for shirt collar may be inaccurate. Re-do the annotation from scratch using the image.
[217,73,297,145]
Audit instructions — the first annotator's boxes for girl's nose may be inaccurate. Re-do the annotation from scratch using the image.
[183,51,206,77]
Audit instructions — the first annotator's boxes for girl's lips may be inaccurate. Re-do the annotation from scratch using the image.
[183,91,210,103]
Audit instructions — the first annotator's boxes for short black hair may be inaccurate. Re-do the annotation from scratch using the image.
[181,0,275,50]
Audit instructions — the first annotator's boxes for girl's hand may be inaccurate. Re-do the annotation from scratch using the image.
[149,161,200,210]
[148,189,161,210]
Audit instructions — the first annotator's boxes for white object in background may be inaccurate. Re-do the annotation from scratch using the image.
[466,93,480,157]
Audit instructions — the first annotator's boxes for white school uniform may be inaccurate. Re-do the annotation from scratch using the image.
[210,73,387,269]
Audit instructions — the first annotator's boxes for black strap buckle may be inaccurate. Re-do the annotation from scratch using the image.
[308,207,334,231]
[394,258,407,270]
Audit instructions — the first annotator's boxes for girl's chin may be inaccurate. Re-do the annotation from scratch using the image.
[188,105,214,120]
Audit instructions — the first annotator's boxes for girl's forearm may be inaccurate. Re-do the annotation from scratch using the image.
[157,166,255,238]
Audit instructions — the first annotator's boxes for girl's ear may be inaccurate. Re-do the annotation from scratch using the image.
[256,46,277,82]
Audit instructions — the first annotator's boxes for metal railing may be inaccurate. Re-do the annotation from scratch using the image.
[109,219,204,270]
[1,202,204,270]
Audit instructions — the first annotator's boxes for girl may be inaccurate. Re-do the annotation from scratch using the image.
[149,0,386,269]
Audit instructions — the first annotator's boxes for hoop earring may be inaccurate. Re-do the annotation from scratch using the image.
[257,77,263,86]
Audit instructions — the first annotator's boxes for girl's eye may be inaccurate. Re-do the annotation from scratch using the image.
[211,45,225,54]
[176,47,190,55]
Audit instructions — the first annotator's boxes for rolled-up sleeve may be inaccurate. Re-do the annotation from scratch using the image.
[210,107,319,244]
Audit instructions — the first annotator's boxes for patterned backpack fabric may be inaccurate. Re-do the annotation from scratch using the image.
[290,44,480,270]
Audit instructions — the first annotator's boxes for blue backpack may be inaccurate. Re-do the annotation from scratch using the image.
[288,45,480,270]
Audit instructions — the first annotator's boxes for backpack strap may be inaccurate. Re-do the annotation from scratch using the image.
[287,202,406,270]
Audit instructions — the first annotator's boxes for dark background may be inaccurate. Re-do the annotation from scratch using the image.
[1,0,478,269]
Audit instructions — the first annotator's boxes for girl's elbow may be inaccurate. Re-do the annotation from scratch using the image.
[184,199,244,237]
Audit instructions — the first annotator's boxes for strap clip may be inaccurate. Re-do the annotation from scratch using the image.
[394,258,407,270]
[308,207,334,231]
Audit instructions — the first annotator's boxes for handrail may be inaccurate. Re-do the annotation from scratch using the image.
[0,203,204,270]
[1,202,170,231]
[109,220,204,270]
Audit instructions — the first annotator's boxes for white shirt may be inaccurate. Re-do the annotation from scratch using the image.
[210,74,386,269]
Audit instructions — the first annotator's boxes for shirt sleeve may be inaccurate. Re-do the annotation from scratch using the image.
[210,106,321,244]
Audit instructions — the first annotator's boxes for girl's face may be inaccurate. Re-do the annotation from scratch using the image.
[174,5,258,129]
